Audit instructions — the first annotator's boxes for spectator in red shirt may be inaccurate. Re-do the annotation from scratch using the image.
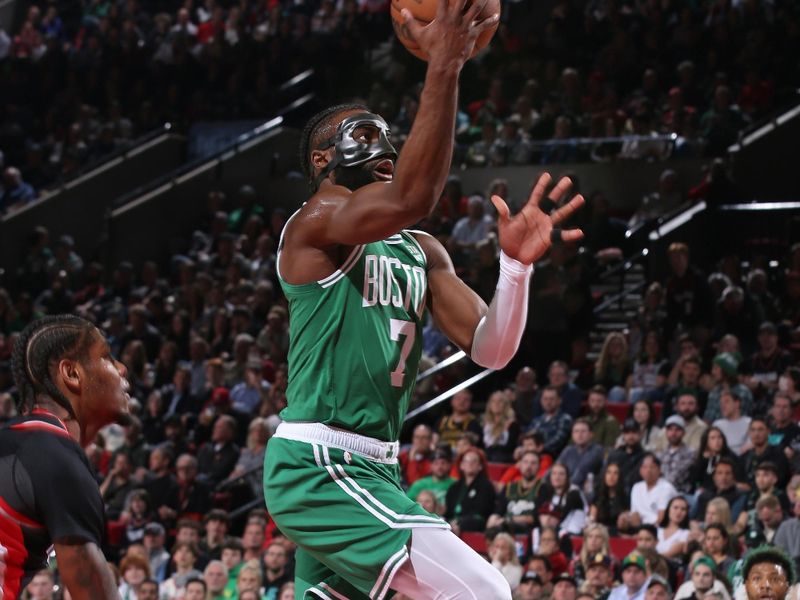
[399,424,434,486]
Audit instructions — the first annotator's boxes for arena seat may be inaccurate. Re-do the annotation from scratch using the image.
[487,462,514,481]
[605,403,629,423]
[609,537,637,559]
[602,402,663,425]
[572,535,637,559]
[106,519,126,546]
[459,531,529,557]
[460,531,488,555]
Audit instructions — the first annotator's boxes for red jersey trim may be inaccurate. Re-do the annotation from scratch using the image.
[0,496,44,529]
[10,420,73,440]
[30,408,70,432]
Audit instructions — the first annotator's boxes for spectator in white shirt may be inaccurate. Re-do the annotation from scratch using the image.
[620,453,678,530]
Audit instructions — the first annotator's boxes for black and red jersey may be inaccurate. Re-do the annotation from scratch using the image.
[0,410,104,598]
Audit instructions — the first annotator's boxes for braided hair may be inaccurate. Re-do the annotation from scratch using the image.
[11,315,99,417]
[298,103,369,191]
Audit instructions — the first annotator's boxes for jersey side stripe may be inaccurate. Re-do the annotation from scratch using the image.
[319,245,365,289]
[322,447,444,524]
[370,547,408,600]
[314,445,448,530]
[318,243,363,285]
[319,582,351,600]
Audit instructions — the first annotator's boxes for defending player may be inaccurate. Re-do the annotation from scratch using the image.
[262,0,584,597]
[1,315,131,598]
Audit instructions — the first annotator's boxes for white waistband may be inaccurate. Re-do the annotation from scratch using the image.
[274,422,400,464]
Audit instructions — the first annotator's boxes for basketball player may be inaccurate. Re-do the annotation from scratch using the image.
[1,315,131,598]
[262,0,584,597]
[742,546,794,600]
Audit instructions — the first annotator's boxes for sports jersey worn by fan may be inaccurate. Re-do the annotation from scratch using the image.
[0,411,105,598]
[263,229,449,600]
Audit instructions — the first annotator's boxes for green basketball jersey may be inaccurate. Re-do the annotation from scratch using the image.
[278,230,428,442]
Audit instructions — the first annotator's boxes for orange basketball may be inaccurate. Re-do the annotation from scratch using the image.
[390,0,500,61]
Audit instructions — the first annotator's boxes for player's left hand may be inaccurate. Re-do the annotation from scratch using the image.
[491,173,584,265]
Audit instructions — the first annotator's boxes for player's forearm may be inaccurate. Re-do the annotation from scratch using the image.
[470,252,532,370]
[391,60,460,220]
[55,541,120,600]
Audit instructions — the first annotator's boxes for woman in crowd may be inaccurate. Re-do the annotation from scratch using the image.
[620,400,662,451]
[657,495,691,559]
[445,447,496,534]
[209,308,233,357]
[702,523,737,578]
[589,462,629,533]
[569,523,613,582]
[121,489,156,548]
[489,532,523,590]
[481,390,520,463]
[627,329,669,403]
[531,525,569,577]
[689,426,739,494]
[142,390,166,444]
[225,417,271,500]
[168,309,192,359]
[153,340,180,389]
[594,331,631,402]
[536,462,588,536]
[121,339,153,399]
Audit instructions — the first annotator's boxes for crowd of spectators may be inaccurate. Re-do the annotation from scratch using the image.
[0,0,798,598]
[0,159,798,598]
[0,0,387,214]
[3,0,797,214]
[397,237,800,599]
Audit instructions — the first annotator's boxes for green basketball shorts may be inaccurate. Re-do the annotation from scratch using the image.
[263,422,450,600]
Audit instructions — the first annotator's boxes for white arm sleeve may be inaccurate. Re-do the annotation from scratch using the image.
[470,251,533,370]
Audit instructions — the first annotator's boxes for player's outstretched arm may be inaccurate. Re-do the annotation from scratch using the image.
[417,173,584,369]
[298,0,499,248]
[55,541,120,599]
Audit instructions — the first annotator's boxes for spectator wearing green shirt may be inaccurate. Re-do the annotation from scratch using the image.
[406,445,457,512]
[220,538,244,599]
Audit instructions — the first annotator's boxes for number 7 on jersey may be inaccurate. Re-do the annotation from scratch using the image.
[389,318,415,387]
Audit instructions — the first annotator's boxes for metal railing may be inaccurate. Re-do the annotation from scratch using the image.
[111,85,316,210]
[111,116,286,209]
[730,89,800,150]
[51,123,175,191]
[403,244,651,422]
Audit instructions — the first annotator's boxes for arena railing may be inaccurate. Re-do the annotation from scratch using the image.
[729,89,800,152]
[402,243,651,423]
[111,84,317,210]
[46,123,176,193]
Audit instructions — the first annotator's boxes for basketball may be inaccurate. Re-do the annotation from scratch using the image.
[390,0,501,61]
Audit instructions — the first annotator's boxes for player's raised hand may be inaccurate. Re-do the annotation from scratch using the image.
[491,173,584,265]
[401,0,499,66]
